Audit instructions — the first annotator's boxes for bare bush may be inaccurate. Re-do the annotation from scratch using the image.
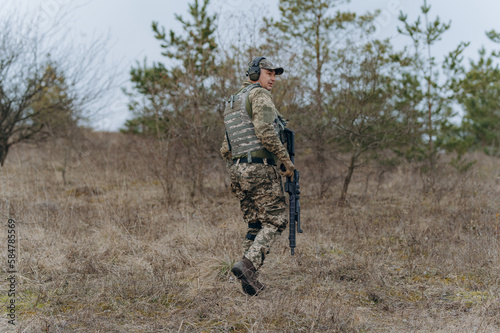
[0,6,114,166]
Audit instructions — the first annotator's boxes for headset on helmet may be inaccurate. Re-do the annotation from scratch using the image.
[246,56,266,81]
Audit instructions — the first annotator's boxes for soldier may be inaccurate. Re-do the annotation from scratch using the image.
[221,57,294,296]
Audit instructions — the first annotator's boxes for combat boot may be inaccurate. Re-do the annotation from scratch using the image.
[231,257,265,296]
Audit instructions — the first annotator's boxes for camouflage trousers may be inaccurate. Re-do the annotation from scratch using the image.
[229,162,287,270]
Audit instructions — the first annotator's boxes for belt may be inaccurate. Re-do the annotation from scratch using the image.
[234,157,276,166]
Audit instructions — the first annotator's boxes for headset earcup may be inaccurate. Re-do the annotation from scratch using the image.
[247,56,265,81]
[249,71,259,81]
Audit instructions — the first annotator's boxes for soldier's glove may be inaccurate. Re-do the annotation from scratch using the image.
[279,158,295,178]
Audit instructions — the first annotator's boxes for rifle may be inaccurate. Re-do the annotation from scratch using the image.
[281,128,302,255]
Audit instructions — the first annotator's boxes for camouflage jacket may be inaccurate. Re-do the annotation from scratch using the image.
[221,81,289,163]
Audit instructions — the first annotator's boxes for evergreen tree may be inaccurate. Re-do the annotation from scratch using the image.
[272,0,352,108]
[125,0,218,137]
[124,0,220,196]
[261,0,379,199]
[330,39,408,203]
[396,0,468,188]
[32,64,77,138]
[458,40,500,155]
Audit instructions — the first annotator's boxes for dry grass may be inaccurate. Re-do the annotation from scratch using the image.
[1,132,500,332]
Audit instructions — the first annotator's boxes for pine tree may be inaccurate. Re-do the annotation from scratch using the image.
[263,0,379,199]
[124,0,220,197]
[458,43,500,155]
[397,0,468,188]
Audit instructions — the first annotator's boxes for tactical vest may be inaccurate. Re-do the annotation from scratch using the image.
[223,83,285,161]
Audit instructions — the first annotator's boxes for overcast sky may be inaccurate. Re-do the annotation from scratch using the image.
[3,0,500,131]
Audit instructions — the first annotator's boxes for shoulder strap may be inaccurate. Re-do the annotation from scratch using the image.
[244,83,262,119]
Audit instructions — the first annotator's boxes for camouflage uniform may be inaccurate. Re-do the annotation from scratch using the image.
[221,81,289,271]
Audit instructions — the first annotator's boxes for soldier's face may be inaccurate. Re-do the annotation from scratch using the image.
[258,69,276,91]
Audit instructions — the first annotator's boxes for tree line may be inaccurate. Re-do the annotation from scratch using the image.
[2,0,500,202]
[122,0,500,201]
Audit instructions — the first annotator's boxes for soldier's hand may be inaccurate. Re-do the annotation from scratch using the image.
[220,147,232,161]
[279,159,295,178]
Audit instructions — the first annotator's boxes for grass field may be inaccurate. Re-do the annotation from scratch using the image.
[1,132,499,332]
